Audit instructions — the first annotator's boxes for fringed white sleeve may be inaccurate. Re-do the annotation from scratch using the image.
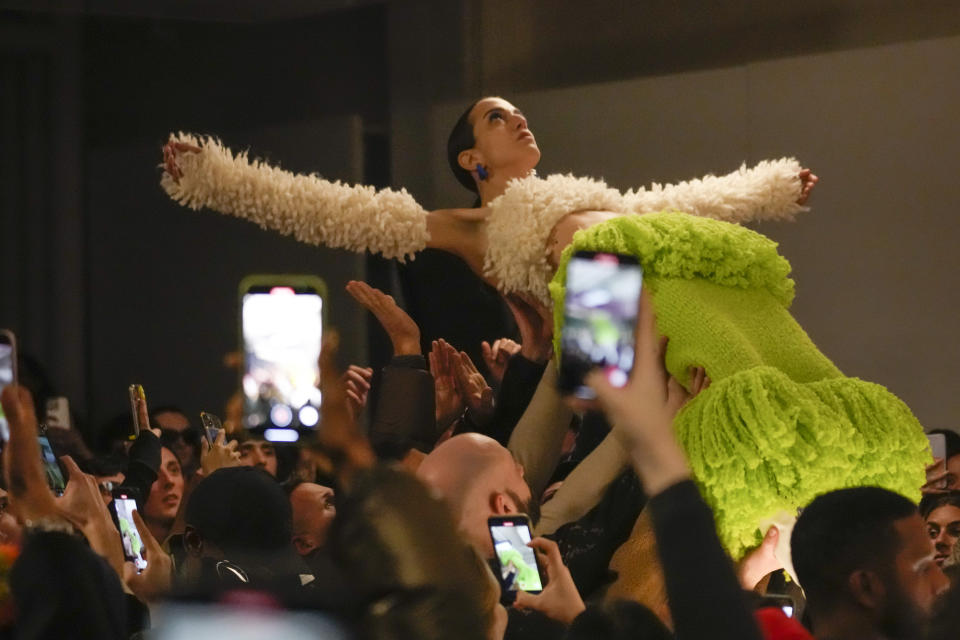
[160,133,429,261]
[622,157,807,223]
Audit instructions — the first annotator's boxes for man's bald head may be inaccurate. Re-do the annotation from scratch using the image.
[417,433,534,557]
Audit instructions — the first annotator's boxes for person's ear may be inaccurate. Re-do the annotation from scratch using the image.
[184,525,204,557]
[490,492,516,516]
[458,148,483,174]
[848,569,886,610]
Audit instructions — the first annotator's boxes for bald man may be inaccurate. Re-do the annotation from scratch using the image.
[289,482,337,557]
[416,433,537,558]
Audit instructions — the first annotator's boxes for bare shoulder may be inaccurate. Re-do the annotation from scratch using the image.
[426,208,489,274]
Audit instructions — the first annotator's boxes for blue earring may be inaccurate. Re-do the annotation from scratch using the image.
[476,164,489,181]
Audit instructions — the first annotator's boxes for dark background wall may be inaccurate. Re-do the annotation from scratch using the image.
[1,0,959,441]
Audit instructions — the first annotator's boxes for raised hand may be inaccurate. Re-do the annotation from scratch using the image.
[57,455,126,576]
[585,289,691,496]
[453,350,495,422]
[199,429,241,477]
[513,537,586,625]
[123,509,173,603]
[346,280,421,356]
[481,338,521,385]
[161,139,202,182]
[796,168,819,205]
[343,364,373,421]
[1,386,61,524]
[505,293,553,363]
[429,339,464,430]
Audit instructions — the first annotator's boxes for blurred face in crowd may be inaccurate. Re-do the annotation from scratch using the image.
[944,455,960,491]
[239,439,277,477]
[144,446,184,538]
[156,410,198,470]
[290,482,336,556]
[926,504,960,567]
[882,514,950,637]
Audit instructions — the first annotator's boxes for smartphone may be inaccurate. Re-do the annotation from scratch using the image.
[928,433,948,489]
[45,396,72,431]
[200,412,222,445]
[111,488,148,572]
[37,432,66,496]
[128,384,146,439]
[488,515,544,594]
[240,276,326,443]
[0,330,16,442]
[558,251,643,399]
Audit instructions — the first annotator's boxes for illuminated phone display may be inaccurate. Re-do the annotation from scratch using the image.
[241,282,324,441]
[113,494,147,572]
[489,517,543,593]
[38,435,66,496]
[0,330,16,442]
[559,252,643,399]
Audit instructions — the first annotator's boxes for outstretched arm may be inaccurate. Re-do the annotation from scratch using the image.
[162,134,434,261]
[624,158,816,223]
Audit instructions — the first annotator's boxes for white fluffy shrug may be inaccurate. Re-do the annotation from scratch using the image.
[161,133,805,301]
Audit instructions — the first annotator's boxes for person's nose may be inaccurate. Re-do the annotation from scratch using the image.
[935,530,951,552]
[159,469,174,488]
[512,112,528,131]
[251,449,266,467]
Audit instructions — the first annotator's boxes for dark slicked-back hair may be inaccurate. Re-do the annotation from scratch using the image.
[792,486,917,612]
[919,491,960,519]
[446,99,482,194]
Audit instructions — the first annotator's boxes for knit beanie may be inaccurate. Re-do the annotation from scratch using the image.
[549,212,929,559]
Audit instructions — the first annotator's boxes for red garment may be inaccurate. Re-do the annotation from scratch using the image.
[755,606,814,640]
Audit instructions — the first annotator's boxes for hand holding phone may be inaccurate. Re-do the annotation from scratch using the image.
[488,515,544,594]
[200,411,223,445]
[558,252,643,399]
[112,489,148,572]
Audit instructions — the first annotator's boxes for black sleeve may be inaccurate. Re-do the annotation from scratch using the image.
[124,430,161,512]
[370,355,437,456]
[10,530,130,640]
[648,480,763,640]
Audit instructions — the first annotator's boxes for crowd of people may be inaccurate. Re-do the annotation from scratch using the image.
[0,94,954,639]
[0,277,956,640]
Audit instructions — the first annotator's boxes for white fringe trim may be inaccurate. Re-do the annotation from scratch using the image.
[623,157,806,223]
[160,133,429,262]
[485,159,807,302]
[484,174,624,304]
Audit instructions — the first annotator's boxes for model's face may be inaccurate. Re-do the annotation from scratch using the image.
[468,97,541,174]
[239,439,277,477]
[145,447,184,523]
[926,504,960,567]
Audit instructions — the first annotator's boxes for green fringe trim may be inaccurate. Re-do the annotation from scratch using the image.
[549,212,796,360]
[676,366,929,559]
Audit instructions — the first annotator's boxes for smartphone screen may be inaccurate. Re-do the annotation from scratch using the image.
[112,493,148,572]
[128,384,146,439]
[241,282,324,442]
[0,330,16,442]
[488,516,543,593]
[558,252,643,399]
[38,434,66,496]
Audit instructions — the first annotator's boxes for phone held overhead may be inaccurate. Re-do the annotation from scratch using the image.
[240,275,326,443]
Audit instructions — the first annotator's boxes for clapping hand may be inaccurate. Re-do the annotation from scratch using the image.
[343,364,373,422]
[481,338,521,385]
[430,339,465,430]
[452,350,495,422]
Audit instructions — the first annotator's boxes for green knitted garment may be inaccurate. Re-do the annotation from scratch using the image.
[549,212,929,559]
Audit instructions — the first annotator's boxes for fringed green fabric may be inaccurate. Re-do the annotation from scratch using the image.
[547,212,930,560]
[676,368,928,559]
